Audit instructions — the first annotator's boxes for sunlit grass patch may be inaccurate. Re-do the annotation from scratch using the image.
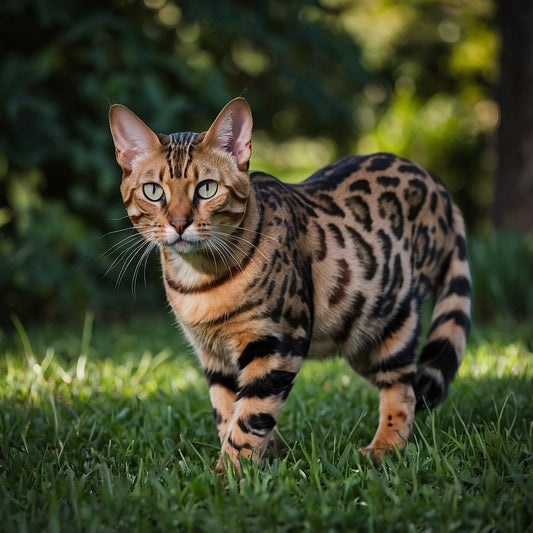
[0,315,531,531]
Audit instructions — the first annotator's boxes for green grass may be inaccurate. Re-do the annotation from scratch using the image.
[1,312,532,532]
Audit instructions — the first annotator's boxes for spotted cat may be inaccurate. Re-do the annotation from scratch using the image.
[109,97,472,475]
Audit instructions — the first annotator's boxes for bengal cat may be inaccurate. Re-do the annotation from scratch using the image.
[109,97,471,475]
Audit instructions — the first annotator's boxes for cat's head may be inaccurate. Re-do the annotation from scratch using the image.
[109,98,253,256]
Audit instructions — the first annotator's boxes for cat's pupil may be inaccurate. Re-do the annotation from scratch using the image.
[197,180,218,199]
[142,182,164,201]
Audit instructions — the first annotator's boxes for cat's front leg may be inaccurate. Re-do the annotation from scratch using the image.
[202,356,239,446]
[215,351,304,475]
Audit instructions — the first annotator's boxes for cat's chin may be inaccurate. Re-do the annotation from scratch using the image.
[164,238,200,255]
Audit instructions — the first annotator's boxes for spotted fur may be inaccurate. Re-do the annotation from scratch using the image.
[109,98,472,475]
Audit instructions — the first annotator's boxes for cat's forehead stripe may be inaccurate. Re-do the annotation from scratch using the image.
[167,131,200,179]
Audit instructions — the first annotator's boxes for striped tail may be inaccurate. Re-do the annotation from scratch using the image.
[414,205,472,410]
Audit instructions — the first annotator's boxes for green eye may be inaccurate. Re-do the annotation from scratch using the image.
[142,182,165,202]
[196,180,218,199]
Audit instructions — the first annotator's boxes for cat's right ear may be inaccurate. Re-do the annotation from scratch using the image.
[109,104,162,173]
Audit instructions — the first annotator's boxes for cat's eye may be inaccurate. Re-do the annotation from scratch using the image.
[142,182,165,202]
[196,180,218,199]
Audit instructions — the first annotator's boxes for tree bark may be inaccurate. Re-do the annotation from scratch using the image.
[493,0,533,231]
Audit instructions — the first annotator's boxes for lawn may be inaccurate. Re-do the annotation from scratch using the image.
[0,311,531,532]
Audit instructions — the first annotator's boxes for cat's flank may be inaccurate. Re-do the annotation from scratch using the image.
[109,98,471,475]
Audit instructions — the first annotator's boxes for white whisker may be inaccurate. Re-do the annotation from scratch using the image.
[131,241,158,297]
[101,224,153,238]
[116,238,155,291]
[215,223,278,242]
[213,230,270,263]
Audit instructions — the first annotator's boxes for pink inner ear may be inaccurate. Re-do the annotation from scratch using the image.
[109,105,161,171]
[205,99,253,169]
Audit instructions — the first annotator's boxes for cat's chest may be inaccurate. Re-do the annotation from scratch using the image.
[160,254,257,327]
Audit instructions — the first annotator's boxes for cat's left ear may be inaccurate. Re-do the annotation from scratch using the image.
[203,98,253,171]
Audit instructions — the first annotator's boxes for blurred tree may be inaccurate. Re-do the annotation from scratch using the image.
[0,0,368,323]
[0,0,506,325]
[332,0,499,231]
[492,0,533,231]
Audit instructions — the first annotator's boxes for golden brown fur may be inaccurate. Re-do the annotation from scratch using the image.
[109,98,471,475]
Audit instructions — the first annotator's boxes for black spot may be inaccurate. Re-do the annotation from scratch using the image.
[377,229,392,290]
[239,335,309,370]
[438,216,449,234]
[346,226,377,280]
[367,154,396,171]
[455,234,468,261]
[398,163,426,177]
[345,196,372,232]
[239,337,280,369]
[238,370,296,400]
[404,178,428,221]
[204,370,239,393]
[227,435,254,451]
[430,191,438,213]
[304,156,369,191]
[377,176,400,187]
[349,179,371,194]
[380,293,413,339]
[314,222,327,261]
[329,258,352,306]
[413,224,430,269]
[370,334,418,375]
[238,413,276,436]
[332,292,366,343]
[213,408,223,425]
[378,192,404,240]
[447,276,472,298]
[318,193,345,217]
[328,223,345,248]
[428,310,471,337]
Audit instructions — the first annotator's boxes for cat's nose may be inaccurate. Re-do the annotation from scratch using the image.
[169,217,191,236]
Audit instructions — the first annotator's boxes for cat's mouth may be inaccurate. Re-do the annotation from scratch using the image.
[165,236,200,254]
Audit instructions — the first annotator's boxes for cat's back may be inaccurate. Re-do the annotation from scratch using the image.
[248,152,462,359]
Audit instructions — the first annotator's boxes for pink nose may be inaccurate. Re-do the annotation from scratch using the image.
[169,218,191,236]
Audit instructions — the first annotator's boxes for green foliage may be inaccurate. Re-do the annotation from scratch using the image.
[0,0,501,322]
[0,315,531,531]
[0,0,368,322]
[469,231,533,327]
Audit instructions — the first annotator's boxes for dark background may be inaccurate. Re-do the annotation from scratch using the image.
[1,0,531,326]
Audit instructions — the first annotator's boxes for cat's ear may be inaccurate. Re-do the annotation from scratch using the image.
[203,98,253,171]
[109,104,162,172]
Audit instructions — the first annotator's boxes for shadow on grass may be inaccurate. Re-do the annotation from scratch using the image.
[1,313,532,531]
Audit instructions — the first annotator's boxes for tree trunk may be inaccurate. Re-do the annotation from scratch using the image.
[492,0,533,231]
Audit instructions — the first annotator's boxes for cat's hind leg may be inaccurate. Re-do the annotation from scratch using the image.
[358,300,419,462]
